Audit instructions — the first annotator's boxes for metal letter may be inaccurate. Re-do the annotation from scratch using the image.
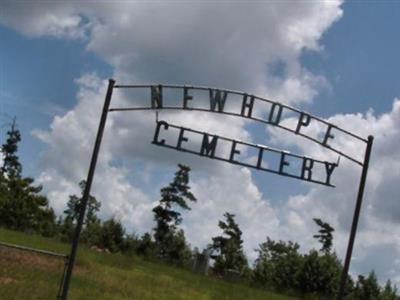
[200,134,218,157]
[152,120,169,145]
[324,162,337,186]
[183,86,193,109]
[152,120,339,188]
[257,147,264,169]
[151,85,163,108]
[296,112,311,134]
[279,152,290,174]
[229,141,240,162]
[301,157,314,181]
[240,94,255,118]
[177,128,188,149]
[323,124,335,146]
[209,89,228,112]
[268,103,283,125]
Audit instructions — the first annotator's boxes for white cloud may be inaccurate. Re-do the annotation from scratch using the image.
[7,0,400,287]
[186,166,280,260]
[1,1,343,104]
[14,0,400,286]
[0,1,88,39]
[269,99,400,284]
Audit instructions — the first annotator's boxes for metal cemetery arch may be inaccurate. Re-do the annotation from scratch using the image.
[59,79,373,300]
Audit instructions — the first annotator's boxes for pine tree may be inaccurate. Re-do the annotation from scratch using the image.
[0,119,55,235]
[96,218,125,253]
[61,180,101,242]
[209,212,248,276]
[63,180,101,225]
[313,218,334,255]
[352,271,381,300]
[380,280,398,300]
[296,218,342,297]
[1,118,22,179]
[136,232,157,258]
[152,164,196,265]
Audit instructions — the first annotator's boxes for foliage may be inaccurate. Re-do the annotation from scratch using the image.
[152,164,196,265]
[350,271,381,300]
[0,118,398,299]
[63,180,101,226]
[60,180,101,242]
[209,212,248,276]
[380,280,399,300]
[297,250,341,297]
[253,238,302,291]
[95,218,126,253]
[313,218,334,255]
[0,227,295,300]
[1,118,22,179]
[136,232,157,258]
[0,119,56,236]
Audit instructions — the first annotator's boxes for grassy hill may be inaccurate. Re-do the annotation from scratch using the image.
[0,228,297,300]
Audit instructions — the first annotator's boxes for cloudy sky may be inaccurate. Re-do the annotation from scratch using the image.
[1,0,400,286]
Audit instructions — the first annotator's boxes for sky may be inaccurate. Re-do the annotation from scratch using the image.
[1,0,400,286]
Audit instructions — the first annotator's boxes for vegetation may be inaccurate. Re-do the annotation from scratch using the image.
[0,119,399,299]
[0,227,294,300]
[312,218,334,255]
[0,119,56,236]
[209,212,249,277]
[253,238,302,292]
[152,164,196,266]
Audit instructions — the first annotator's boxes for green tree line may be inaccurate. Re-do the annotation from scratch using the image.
[0,120,397,300]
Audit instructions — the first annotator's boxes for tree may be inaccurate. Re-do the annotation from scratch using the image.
[61,180,101,241]
[253,238,302,291]
[1,118,22,179]
[298,249,342,297]
[152,164,196,265]
[296,219,341,297]
[95,218,125,253]
[63,180,101,225]
[209,212,248,276]
[166,228,193,266]
[351,271,381,300]
[0,119,56,236]
[313,218,334,255]
[136,232,157,258]
[380,280,398,300]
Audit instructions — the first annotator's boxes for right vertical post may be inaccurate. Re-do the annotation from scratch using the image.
[337,135,374,300]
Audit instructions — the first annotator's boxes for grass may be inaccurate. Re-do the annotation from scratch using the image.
[0,228,297,300]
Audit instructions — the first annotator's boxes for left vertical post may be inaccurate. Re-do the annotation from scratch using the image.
[59,79,115,300]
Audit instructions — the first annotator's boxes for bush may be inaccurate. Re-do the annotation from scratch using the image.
[298,250,341,298]
[253,238,302,292]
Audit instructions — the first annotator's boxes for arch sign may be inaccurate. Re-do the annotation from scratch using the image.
[59,80,374,300]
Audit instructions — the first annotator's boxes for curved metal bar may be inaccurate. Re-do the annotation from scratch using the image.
[108,106,364,166]
[114,84,368,143]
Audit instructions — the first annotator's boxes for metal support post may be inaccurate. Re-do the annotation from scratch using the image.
[336,135,374,300]
[59,79,115,300]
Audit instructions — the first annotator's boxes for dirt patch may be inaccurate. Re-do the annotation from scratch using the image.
[0,246,87,276]
[0,276,17,285]
[0,247,65,273]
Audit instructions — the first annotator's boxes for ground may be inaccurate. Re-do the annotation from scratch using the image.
[0,228,297,300]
